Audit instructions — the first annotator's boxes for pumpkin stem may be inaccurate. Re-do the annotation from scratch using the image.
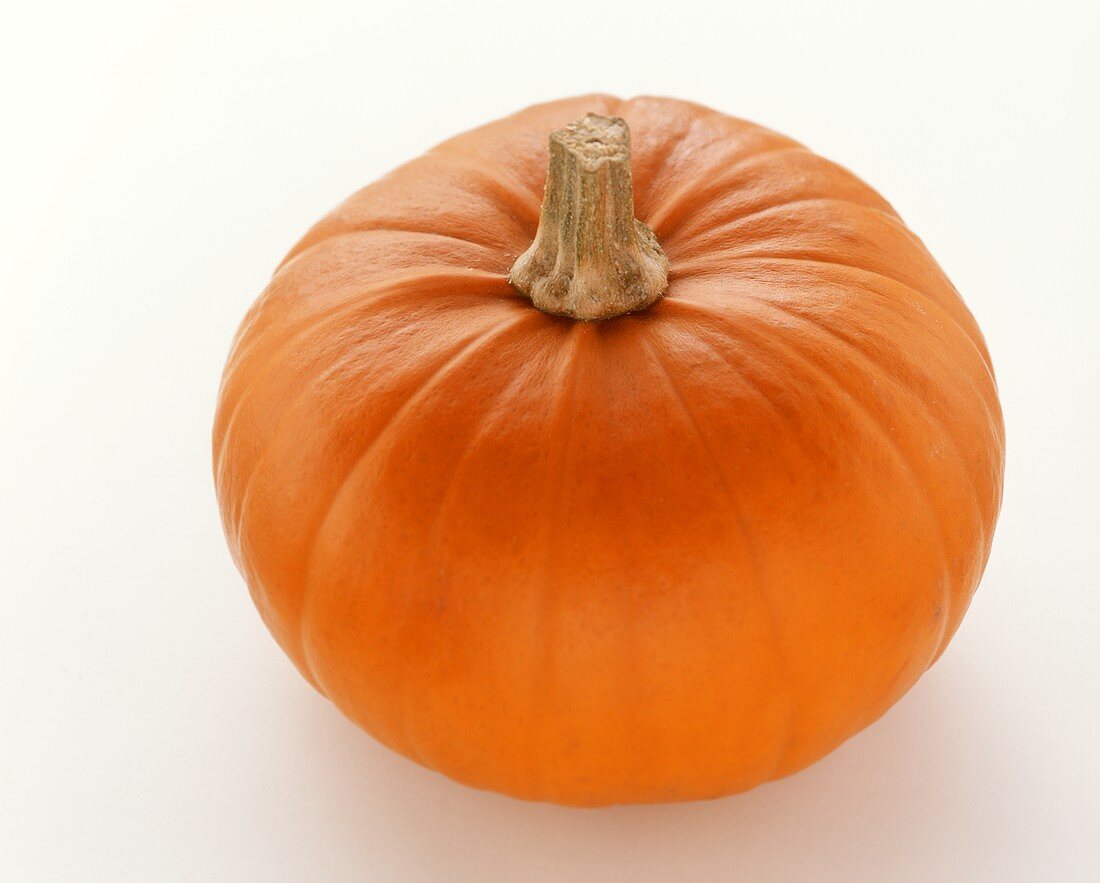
[509,114,669,321]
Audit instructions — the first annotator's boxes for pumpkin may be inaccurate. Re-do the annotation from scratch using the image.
[213,95,1004,806]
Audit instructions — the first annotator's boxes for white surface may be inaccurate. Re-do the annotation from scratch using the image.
[3,1,1098,880]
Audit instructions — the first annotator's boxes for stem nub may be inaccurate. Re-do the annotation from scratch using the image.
[509,114,669,321]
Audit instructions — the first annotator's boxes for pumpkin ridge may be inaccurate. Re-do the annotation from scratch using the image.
[660,303,812,455]
[219,264,506,398]
[660,293,957,673]
[427,145,544,225]
[216,269,511,492]
[668,197,908,256]
[646,145,810,238]
[276,228,504,275]
[227,296,516,554]
[228,305,521,670]
[285,213,516,265]
[615,98,708,217]
[661,156,899,250]
[739,260,1004,469]
[738,294,981,659]
[297,312,542,703]
[673,253,992,376]
[774,255,994,381]
[526,324,584,800]
[408,330,564,781]
[718,294,958,660]
[643,337,799,784]
[684,261,994,448]
[671,200,913,266]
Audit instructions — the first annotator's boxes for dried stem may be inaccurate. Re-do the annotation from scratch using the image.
[509,114,668,321]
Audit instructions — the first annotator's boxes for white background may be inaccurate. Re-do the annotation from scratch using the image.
[3,1,1098,880]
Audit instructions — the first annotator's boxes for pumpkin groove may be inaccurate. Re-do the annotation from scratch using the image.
[218,270,509,484]
[644,337,801,778]
[658,293,958,655]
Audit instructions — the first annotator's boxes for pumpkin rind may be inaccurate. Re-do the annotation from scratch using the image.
[213,94,1004,805]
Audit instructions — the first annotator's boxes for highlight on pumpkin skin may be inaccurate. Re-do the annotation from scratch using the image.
[213,94,1005,806]
[509,113,669,321]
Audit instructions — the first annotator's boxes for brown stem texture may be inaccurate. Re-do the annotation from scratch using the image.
[509,114,669,321]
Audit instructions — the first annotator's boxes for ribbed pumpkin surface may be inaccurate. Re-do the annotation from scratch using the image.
[213,94,1004,805]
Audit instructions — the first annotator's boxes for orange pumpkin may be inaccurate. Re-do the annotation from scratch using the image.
[213,95,1004,806]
